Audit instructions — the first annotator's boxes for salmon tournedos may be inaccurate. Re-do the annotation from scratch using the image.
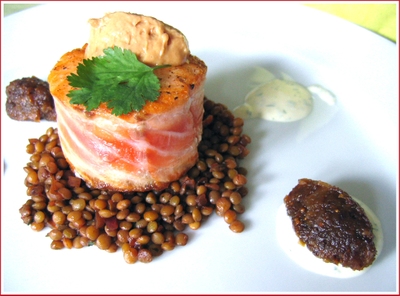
[48,45,207,192]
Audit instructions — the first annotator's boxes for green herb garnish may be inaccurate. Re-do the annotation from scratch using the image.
[67,46,168,116]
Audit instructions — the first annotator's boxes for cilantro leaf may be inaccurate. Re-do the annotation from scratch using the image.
[67,47,167,116]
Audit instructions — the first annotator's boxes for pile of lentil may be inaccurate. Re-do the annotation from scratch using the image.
[19,98,251,264]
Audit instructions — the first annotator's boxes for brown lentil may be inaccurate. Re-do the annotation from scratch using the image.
[223,210,237,224]
[138,249,153,263]
[47,229,63,241]
[70,198,86,211]
[96,233,112,250]
[31,221,45,231]
[79,236,90,247]
[85,225,100,241]
[33,211,46,223]
[188,221,201,230]
[72,236,84,249]
[216,197,231,215]
[51,240,64,250]
[175,233,189,246]
[229,192,243,205]
[52,211,66,225]
[160,204,175,216]
[146,221,158,233]
[63,227,77,239]
[161,241,175,251]
[107,243,119,253]
[117,229,129,244]
[18,98,252,263]
[151,232,165,245]
[123,246,138,264]
[229,220,245,233]
[129,228,143,239]
[50,202,61,213]
[119,221,133,231]
[233,203,246,214]
[115,208,128,220]
[104,225,118,237]
[136,235,151,245]
[181,213,194,224]
[62,237,73,249]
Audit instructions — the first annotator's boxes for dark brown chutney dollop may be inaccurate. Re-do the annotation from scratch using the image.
[5,76,56,122]
[284,178,377,271]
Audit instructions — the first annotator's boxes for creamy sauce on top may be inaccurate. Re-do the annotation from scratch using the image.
[276,197,383,278]
[233,67,336,123]
[85,12,189,66]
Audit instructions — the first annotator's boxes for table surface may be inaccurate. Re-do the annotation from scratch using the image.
[3,3,397,42]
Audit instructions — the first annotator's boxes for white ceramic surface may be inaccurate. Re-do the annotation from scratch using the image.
[1,2,398,293]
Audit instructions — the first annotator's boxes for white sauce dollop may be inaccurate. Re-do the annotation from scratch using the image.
[234,79,313,122]
[276,197,383,278]
[233,67,336,123]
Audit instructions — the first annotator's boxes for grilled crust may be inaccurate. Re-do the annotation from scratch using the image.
[48,44,207,122]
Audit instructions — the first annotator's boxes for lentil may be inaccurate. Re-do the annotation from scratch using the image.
[96,233,112,250]
[47,229,63,240]
[229,220,245,233]
[175,233,188,246]
[18,98,252,264]
[138,249,153,263]
[224,210,237,224]
[31,221,45,231]
[123,246,138,264]
[51,240,64,250]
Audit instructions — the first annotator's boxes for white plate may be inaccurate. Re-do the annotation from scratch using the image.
[1,2,398,293]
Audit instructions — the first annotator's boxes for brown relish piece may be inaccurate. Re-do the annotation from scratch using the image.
[5,76,56,122]
[284,178,377,271]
